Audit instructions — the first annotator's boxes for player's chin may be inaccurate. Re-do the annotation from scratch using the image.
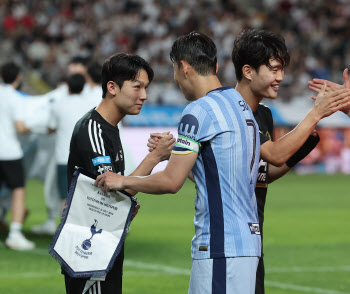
[129,108,142,115]
[265,89,278,99]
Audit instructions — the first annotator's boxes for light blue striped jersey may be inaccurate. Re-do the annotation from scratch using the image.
[172,86,261,259]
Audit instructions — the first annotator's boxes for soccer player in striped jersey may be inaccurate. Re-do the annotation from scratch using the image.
[64,53,175,294]
[232,29,350,294]
[95,32,261,294]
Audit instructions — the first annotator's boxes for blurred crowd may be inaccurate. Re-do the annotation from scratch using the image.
[1,0,350,104]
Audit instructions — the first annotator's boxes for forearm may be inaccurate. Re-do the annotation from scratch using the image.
[268,164,291,183]
[124,170,183,195]
[261,109,320,166]
[125,152,162,195]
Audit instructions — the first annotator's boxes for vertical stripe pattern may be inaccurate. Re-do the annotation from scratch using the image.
[201,141,224,258]
[88,119,105,156]
[212,258,226,294]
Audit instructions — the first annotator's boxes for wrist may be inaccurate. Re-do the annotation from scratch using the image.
[146,151,161,166]
[309,108,322,123]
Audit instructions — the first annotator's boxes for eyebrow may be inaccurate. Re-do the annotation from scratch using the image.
[133,79,149,87]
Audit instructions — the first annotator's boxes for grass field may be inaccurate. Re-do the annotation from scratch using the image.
[0,173,349,294]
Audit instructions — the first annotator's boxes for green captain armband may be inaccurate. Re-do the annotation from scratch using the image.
[174,135,200,153]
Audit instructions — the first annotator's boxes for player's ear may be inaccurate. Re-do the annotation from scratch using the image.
[180,60,190,78]
[242,65,253,81]
[216,63,219,74]
[106,81,120,96]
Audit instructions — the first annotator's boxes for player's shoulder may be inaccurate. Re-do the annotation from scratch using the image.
[257,103,272,115]
[71,109,96,137]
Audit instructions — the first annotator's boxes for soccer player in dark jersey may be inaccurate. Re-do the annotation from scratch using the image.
[64,53,175,294]
[232,29,350,294]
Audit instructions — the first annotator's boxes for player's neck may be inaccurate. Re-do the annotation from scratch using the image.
[193,75,222,99]
[235,81,263,112]
[95,98,124,127]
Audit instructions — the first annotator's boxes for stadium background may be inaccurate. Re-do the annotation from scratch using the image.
[0,0,349,293]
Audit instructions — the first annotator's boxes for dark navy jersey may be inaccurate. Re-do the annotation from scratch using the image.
[253,103,273,251]
[68,109,125,187]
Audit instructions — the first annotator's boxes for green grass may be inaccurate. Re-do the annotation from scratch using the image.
[0,173,349,293]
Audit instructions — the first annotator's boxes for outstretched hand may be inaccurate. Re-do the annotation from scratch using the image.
[312,84,350,119]
[308,68,350,115]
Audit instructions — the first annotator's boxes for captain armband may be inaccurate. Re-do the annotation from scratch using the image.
[171,135,200,155]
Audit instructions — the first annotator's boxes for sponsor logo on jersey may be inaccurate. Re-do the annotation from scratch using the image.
[92,156,111,166]
[239,100,250,111]
[178,114,199,140]
[248,222,260,235]
[175,135,199,153]
[97,165,113,174]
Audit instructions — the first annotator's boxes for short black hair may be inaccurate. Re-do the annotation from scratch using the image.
[67,73,85,94]
[101,53,154,98]
[87,62,102,84]
[170,31,217,75]
[1,62,20,84]
[232,29,290,81]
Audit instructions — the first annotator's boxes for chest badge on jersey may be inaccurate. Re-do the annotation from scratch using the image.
[248,222,260,235]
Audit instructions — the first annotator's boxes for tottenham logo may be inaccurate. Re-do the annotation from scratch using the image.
[81,219,103,250]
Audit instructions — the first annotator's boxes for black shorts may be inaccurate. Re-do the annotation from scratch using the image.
[64,245,124,294]
[255,257,265,294]
[0,159,25,189]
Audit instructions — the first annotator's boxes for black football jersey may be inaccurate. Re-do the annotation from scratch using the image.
[253,103,273,247]
[68,109,125,187]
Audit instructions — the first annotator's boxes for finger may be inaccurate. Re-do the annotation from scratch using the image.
[147,142,156,148]
[150,133,166,138]
[329,94,350,110]
[311,95,317,100]
[94,176,103,187]
[148,138,157,144]
[162,131,170,135]
[308,84,321,93]
[317,83,327,98]
[308,82,323,91]
[344,68,350,89]
[332,100,350,113]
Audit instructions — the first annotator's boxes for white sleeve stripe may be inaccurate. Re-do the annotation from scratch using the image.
[97,281,101,294]
[93,120,102,154]
[93,283,97,294]
[88,119,97,153]
[98,123,105,156]
[89,288,92,294]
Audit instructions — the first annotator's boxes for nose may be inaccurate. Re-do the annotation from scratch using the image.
[276,70,284,82]
[140,88,148,101]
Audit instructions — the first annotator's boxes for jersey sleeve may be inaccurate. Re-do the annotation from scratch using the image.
[172,103,214,155]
